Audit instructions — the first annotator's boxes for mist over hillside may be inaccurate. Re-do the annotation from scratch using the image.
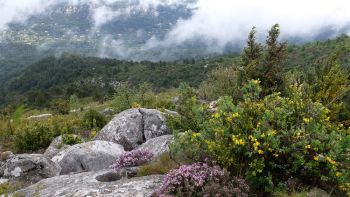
[0,0,349,86]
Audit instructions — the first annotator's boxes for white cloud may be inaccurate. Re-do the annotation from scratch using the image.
[0,0,349,59]
[0,0,56,30]
[153,0,350,50]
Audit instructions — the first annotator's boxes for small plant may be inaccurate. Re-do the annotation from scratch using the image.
[111,150,154,170]
[62,134,82,145]
[0,182,21,196]
[83,109,107,130]
[137,153,179,176]
[153,162,250,197]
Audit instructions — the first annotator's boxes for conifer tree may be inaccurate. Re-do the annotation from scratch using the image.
[262,24,287,94]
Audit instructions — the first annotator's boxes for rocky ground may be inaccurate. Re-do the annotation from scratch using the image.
[0,108,174,197]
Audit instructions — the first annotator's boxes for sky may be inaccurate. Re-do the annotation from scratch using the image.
[0,0,349,58]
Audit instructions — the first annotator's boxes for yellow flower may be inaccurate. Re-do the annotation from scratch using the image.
[268,130,277,136]
[212,113,220,119]
[313,156,319,161]
[258,150,264,155]
[233,112,239,118]
[253,141,260,148]
[326,157,336,165]
[257,122,261,128]
[252,79,260,85]
[336,172,342,177]
[303,117,311,123]
[192,133,201,137]
[238,139,245,145]
[226,117,233,123]
[305,145,311,149]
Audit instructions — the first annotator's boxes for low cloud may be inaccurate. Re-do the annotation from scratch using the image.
[153,0,350,50]
[0,0,349,60]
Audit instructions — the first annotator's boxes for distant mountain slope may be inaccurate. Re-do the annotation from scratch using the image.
[0,53,236,105]
[1,35,349,106]
[286,34,350,69]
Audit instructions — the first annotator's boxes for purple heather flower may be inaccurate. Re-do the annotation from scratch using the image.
[111,150,154,170]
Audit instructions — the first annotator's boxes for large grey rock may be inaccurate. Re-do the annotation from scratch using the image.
[94,108,169,150]
[52,141,124,175]
[0,154,61,187]
[44,135,83,159]
[136,135,174,158]
[141,109,169,141]
[16,170,164,197]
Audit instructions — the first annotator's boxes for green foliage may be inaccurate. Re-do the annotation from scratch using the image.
[83,109,107,130]
[241,27,263,68]
[113,82,175,112]
[0,182,21,196]
[137,153,179,176]
[173,80,350,194]
[199,66,241,101]
[51,99,70,115]
[62,134,83,145]
[69,94,80,111]
[168,83,206,133]
[12,105,25,125]
[12,115,82,153]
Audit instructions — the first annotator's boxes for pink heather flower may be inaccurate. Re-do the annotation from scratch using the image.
[111,150,154,170]
[153,162,249,197]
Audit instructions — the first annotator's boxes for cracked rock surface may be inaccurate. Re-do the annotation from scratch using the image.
[52,140,125,175]
[16,170,164,197]
[94,108,169,150]
[0,154,61,187]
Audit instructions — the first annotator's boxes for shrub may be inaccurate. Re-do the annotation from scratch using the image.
[153,162,250,197]
[173,80,350,194]
[198,66,241,101]
[12,115,82,152]
[50,99,70,115]
[83,109,107,130]
[111,150,154,170]
[137,153,179,176]
[13,123,55,152]
[62,134,82,145]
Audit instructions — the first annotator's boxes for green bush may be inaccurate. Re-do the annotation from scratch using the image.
[173,80,350,194]
[137,153,179,176]
[199,66,241,101]
[12,115,82,153]
[62,134,82,145]
[50,99,70,115]
[83,109,107,130]
[13,123,55,152]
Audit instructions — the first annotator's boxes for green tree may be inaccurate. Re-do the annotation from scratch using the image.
[261,24,287,94]
[241,27,263,80]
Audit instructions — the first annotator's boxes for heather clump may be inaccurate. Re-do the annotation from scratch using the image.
[154,162,249,197]
[111,150,154,170]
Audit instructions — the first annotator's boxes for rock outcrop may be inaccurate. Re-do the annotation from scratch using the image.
[44,135,83,158]
[94,108,169,150]
[16,170,164,197]
[136,135,174,158]
[0,154,61,187]
[52,141,124,175]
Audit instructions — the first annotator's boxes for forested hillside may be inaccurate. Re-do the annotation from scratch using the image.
[1,34,349,108]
